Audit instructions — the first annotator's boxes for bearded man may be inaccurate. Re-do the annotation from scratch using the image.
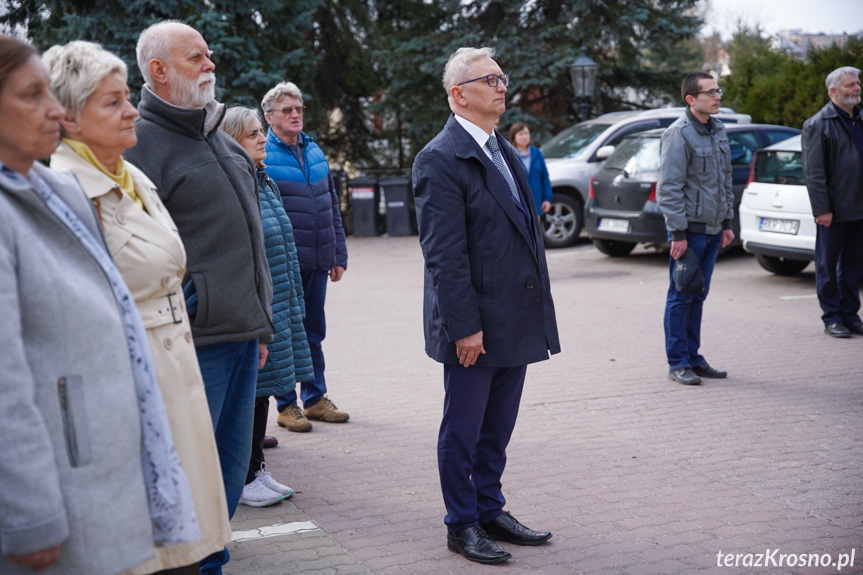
[124,20,274,575]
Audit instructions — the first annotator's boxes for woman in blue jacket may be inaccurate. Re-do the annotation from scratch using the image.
[509,122,553,216]
[222,107,314,508]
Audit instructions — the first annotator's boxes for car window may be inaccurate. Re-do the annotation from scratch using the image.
[763,129,800,146]
[754,150,805,185]
[542,122,613,159]
[604,121,661,148]
[604,137,661,174]
[727,130,761,167]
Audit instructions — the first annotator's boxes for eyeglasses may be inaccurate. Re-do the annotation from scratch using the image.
[690,88,723,98]
[457,73,510,88]
[275,105,306,115]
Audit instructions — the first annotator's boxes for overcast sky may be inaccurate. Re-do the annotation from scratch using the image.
[702,0,863,39]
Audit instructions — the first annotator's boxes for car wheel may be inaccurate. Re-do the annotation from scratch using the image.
[542,193,583,249]
[754,254,810,276]
[593,238,637,257]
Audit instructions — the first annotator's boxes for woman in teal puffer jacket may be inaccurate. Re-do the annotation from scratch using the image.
[222,107,314,507]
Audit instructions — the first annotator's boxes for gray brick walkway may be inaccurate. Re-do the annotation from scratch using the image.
[225,237,862,574]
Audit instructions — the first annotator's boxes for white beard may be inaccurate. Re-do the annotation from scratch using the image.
[167,68,216,108]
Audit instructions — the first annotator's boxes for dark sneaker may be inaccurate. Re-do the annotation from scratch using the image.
[692,362,727,378]
[669,368,702,385]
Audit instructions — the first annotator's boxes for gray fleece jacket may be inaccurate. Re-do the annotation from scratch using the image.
[125,87,273,346]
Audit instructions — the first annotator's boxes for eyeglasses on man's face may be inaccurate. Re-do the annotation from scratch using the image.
[691,88,723,98]
[457,73,510,88]
[275,105,306,115]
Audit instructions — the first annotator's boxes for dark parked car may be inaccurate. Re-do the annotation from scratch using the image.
[584,124,801,256]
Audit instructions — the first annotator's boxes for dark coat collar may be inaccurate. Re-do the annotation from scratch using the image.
[685,107,721,135]
[137,85,226,140]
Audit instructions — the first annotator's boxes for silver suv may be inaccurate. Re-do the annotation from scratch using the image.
[540,107,752,248]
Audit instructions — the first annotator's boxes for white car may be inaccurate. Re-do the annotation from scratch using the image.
[739,135,816,275]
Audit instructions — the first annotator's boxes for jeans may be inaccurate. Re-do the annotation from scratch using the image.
[196,339,259,575]
[664,232,721,370]
[276,269,328,411]
[815,220,863,325]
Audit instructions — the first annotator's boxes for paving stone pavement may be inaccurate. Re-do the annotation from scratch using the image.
[225,237,862,575]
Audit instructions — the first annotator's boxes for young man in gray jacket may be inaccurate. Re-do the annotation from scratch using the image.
[657,71,735,386]
[124,21,274,575]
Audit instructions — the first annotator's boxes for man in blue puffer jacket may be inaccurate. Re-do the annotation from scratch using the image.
[262,81,350,432]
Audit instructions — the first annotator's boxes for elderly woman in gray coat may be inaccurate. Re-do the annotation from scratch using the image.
[0,36,196,575]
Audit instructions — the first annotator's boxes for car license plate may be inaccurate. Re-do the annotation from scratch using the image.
[759,217,799,235]
[598,218,630,233]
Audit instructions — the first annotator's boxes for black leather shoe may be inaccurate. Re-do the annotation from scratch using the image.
[669,368,701,385]
[481,511,552,546]
[846,321,863,336]
[692,362,727,378]
[447,525,511,564]
[825,322,851,338]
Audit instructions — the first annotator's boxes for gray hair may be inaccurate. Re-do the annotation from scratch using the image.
[42,40,127,115]
[136,20,185,86]
[825,66,861,94]
[221,105,263,143]
[261,81,303,114]
[442,47,496,96]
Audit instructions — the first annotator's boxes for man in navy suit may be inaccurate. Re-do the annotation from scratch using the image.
[412,47,561,565]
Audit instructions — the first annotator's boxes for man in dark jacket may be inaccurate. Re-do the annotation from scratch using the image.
[125,21,273,575]
[802,66,863,338]
[261,81,349,433]
[412,47,560,565]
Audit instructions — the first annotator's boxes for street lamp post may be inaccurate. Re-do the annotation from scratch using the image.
[569,47,599,123]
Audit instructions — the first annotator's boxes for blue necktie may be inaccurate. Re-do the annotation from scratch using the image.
[487,135,521,205]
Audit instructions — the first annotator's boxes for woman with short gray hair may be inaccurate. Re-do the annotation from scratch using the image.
[43,40,231,575]
[222,105,313,507]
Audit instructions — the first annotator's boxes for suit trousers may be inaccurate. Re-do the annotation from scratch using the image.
[815,220,863,325]
[438,363,527,532]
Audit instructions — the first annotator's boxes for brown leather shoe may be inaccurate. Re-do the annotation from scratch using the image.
[262,435,278,448]
[304,396,349,423]
[277,404,312,432]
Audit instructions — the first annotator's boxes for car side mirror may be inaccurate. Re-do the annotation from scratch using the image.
[595,145,615,161]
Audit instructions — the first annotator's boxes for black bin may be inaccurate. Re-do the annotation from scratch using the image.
[347,176,381,236]
[379,176,416,236]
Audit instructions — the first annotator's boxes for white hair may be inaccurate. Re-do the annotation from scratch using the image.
[136,20,186,86]
[42,40,127,114]
[261,81,303,114]
[825,66,860,94]
[442,46,496,97]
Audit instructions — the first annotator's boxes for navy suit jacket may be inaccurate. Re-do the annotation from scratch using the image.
[412,114,561,367]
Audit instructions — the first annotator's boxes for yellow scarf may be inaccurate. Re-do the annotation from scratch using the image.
[63,138,144,210]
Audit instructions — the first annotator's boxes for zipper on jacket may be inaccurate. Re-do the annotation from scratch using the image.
[58,377,80,467]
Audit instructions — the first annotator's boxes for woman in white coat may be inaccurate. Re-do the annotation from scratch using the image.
[43,41,231,575]
[0,36,196,575]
